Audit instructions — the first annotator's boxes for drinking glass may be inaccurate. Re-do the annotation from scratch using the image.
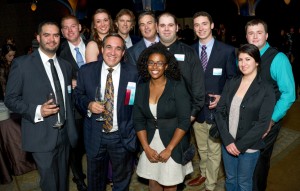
[205,92,215,123]
[95,86,106,121]
[47,92,63,128]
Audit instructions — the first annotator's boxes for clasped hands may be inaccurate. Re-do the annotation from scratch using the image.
[226,143,240,156]
[145,146,171,163]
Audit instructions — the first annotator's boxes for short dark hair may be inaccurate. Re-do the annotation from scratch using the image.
[245,19,268,33]
[193,11,213,24]
[237,43,261,71]
[37,21,60,35]
[102,33,126,50]
[138,11,157,25]
[157,12,178,25]
[137,43,181,81]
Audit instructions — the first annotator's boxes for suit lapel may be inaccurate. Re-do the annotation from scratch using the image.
[117,62,128,113]
[206,41,219,72]
[33,51,53,93]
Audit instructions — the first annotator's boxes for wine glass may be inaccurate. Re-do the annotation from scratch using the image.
[95,86,106,121]
[47,92,63,128]
[205,92,215,123]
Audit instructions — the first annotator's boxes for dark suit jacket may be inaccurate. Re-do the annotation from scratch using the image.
[214,75,275,153]
[134,79,191,164]
[58,39,87,79]
[130,34,141,46]
[73,61,139,157]
[192,40,237,122]
[126,38,147,65]
[4,50,78,152]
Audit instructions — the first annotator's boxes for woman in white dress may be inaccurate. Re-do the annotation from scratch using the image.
[134,43,193,191]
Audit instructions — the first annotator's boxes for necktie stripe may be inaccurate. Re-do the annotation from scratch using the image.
[103,68,114,132]
[201,45,208,71]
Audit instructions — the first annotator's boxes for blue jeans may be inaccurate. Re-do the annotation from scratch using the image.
[222,145,260,191]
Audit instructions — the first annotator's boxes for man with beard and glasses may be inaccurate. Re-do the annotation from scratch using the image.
[4,21,78,191]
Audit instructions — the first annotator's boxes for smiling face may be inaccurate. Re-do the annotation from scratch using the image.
[238,52,258,76]
[116,14,133,36]
[61,18,81,45]
[139,15,157,42]
[93,12,111,37]
[101,36,125,67]
[193,15,214,43]
[157,15,178,46]
[37,24,60,57]
[246,23,268,50]
[147,53,168,80]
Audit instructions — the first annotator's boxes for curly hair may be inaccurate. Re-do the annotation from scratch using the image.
[137,43,181,81]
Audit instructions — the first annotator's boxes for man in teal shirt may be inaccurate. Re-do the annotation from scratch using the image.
[245,19,295,191]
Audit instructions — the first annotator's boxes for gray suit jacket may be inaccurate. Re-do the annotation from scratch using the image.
[125,39,147,65]
[5,50,78,152]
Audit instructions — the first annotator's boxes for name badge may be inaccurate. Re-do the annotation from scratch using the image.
[213,68,222,76]
[67,85,72,94]
[174,54,185,61]
[125,82,136,105]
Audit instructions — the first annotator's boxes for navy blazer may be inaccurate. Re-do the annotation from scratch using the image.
[125,39,147,65]
[4,50,78,152]
[73,61,139,157]
[192,40,237,122]
[214,75,276,153]
[134,79,191,164]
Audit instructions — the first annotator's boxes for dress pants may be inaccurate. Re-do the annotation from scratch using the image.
[193,121,221,191]
[70,118,86,180]
[252,122,281,191]
[32,128,70,191]
[87,131,134,191]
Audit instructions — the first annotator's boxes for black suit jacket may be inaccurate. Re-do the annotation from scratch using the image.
[192,40,237,122]
[134,79,191,164]
[58,39,87,79]
[214,75,275,153]
[130,34,141,46]
[4,50,78,152]
[73,61,139,157]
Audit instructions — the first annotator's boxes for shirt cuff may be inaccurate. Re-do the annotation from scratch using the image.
[34,105,44,123]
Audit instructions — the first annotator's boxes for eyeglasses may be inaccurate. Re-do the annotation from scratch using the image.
[147,61,166,67]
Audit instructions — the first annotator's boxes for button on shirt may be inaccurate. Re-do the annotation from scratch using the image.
[34,48,66,122]
[101,62,120,132]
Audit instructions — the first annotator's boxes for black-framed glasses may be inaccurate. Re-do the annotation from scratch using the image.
[147,61,166,67]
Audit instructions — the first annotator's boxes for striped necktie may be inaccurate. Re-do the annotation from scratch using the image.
[201,45,208,71]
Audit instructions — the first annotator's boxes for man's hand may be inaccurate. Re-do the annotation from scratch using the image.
[72,79,77,89]
[88,101,105,114]
[190,116,196,122]
[262,120,275,139]
[209,94,221,109]
[40,99,59,117]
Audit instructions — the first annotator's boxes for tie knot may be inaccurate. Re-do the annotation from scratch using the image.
[74,47,79,52]
[202,45,207,50]
[108,68,114,73]
[49,59,54,65]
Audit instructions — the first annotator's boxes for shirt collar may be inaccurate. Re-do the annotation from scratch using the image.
[102,61,121,72]
[143,35,160,47]
[68,37,85,51]
[38,48,57,64]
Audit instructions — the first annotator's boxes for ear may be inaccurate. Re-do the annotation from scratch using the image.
[176,24,178,32]
[37,35,41,43]
[79,24,82,32]
[211,22,214,30]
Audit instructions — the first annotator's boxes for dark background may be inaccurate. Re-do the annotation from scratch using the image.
[1,0,299,55]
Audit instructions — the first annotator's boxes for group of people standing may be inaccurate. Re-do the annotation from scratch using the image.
[2,7,295,191]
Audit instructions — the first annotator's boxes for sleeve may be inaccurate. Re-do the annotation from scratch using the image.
[270,53,296,122]
[235,84,276,152]
[190,49,205,117]
[73,66,92,116]
[175,81,191,132]
[214,80,235,146]
[226,47,237,80]
[4,59,37,122]
[133,84,147,132]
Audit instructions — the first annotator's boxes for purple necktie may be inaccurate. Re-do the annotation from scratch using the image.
[201,45,208,71]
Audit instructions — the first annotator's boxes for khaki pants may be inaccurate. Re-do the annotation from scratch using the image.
[193,121,221,190]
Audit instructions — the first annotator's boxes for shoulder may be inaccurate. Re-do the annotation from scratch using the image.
[86,40,98,48]
[128,40,145,53]
[122,61,137,73]
[214,40,235,52]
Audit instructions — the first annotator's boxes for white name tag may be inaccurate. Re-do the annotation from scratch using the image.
[213,68,222,76]
[174,54,185,61]
[67,85,72,93]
